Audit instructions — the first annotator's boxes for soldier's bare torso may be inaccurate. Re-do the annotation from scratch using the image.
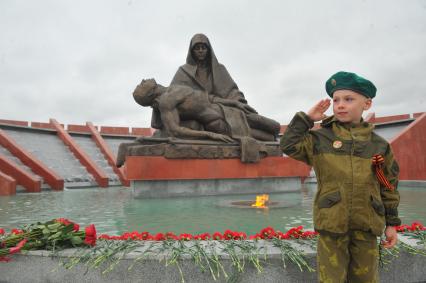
[160,85,222,124]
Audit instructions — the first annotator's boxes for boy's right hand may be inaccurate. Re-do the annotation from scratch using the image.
[307,99,331,122]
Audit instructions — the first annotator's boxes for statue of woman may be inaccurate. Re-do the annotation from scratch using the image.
[150,33,247,129]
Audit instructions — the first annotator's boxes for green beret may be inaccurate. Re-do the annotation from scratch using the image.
[325,71,376,99]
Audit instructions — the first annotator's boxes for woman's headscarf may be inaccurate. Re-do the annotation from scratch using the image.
[171,33,245,101]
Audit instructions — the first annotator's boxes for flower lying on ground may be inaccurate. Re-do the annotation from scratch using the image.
[56,218,80,232]
[1,219,425,263]
[97,226,314,242]
[84,224,97,246]
[0,218,96,261]
[395,221,426,233]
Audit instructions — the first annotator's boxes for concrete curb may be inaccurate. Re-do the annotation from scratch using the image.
[399,180,426,187]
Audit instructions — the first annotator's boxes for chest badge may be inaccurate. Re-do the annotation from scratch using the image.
[332,140,343,149]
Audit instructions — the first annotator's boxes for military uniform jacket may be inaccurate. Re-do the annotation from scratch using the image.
[281,112,401,236]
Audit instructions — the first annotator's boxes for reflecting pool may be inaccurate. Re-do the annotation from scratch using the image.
[0,185,424,235]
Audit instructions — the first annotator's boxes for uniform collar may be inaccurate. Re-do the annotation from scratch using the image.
[321,115,374,141]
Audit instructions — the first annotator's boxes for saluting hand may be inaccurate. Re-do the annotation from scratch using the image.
[307,99,331,122]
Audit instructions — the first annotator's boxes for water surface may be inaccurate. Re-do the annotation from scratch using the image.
[0,185,424,235]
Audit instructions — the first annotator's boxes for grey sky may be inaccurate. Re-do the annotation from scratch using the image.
[1,0,425,128]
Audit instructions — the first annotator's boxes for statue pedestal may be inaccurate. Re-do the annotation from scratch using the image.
[124,156,311,198]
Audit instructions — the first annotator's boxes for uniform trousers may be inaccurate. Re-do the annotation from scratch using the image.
[317,230,379,283]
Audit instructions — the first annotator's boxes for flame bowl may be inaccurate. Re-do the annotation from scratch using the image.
[216,200,297,209]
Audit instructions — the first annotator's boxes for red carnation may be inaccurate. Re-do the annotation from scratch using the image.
[260,227,276,239]
[301,231,318,238]
[249,234,262,240]
[410,221,424,231]
[287,226,303,238]
[179,233,193,241]
[223,230,235,240]
[140,232,151,240]
[56,218,79,232]
[0,228,5,235]
[233,232,247,240]
[276,231,290,239]
[165,232,178,240]
[130,231,142,240]
[0,256,11,262]
[395,224,410,232]
[98,234,111,240]
[9,239,27,255]
[121,232,130,240]
[200,233,211,240]
[193,233,210,240]
[84,224,97,246]
[56,218,70,225]
[11,229,23,235]
[212,232,223,240]
[154,233,165,241]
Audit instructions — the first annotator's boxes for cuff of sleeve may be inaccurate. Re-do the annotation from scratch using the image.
[296,112,315,129]
[385,207,401,226]
[386,217,401,226]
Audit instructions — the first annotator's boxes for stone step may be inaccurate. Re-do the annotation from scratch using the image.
[2,128,94,184]
[0,144,47,186]
[71,134,120,182]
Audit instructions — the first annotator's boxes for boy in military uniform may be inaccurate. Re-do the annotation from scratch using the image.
[280,71,400,282]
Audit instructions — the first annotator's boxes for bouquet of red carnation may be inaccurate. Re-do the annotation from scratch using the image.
[0,218,96,262]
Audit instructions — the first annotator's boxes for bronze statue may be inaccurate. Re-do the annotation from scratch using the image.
[116,34,283,165]
[134,79,280,142]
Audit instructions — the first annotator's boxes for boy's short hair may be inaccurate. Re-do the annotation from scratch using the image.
[325,71,376,99]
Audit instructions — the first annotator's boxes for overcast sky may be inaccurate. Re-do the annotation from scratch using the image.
[1,0,425,128]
